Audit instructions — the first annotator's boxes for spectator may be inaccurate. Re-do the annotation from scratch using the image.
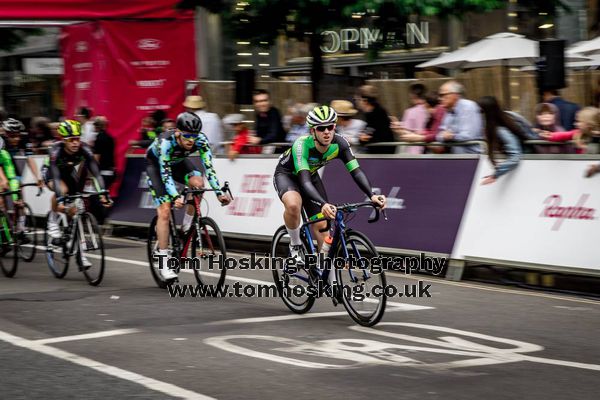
[161,118,176,133]
[223,114,261,160]
[393,95,447,153]
[91,116,116,224]
[130,115,159,148]
[285,103,311,143]
[355,85,396,154]
[392,83,430,154]
[29,116,54,152]
[330,99,366,152]
[76,107,96,146]
[533,103,569,153]
[150,110,167,131]
[478,96,530,184]
[436,81,483,154]
[248,89,286,148]
[542,89,580,131]
[539,107,600,154]
[183,95,224,154]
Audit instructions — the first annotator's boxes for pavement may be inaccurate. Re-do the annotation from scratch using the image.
[1,236,599,400]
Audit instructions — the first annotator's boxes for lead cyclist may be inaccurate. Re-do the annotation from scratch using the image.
[273,105,386,264]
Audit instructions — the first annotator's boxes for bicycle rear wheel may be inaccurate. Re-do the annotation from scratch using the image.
[335,229,386,327]
[17,203,37,262]
[78,212,105,286]
[0,210,18,278]
[192,217,227,292]
[44,212,70,279]
[147,215,168,289]
[271,225,315,314]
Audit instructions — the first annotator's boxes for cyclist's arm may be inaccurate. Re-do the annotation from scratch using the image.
[0,150,20,201]
[48,145,65,200]
[23,140,41,182]
[82,145,106,193]
[339,135,375,198]
[197,134,223,196]
[157,138,180,199]
[298,170,327,207]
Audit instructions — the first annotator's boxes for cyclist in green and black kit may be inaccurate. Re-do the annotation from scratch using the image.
[273,105,386,263]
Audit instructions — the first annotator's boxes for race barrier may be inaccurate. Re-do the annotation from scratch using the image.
[19,153,600,277]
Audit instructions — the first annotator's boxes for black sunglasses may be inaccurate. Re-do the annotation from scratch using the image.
[315,124,335,132]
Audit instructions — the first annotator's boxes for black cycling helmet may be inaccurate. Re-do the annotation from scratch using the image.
[2,118,25,133]
[176,112,202,134]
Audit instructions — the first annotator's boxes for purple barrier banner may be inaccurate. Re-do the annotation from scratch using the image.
[322,158,478,254]
[109,156,155,224]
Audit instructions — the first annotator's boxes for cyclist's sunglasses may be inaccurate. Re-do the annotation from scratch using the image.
[315,124,335,132]
[64,136,81,142]
[179,130,199,140]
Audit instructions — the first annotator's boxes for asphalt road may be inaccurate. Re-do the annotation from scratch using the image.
[1,236,599,400]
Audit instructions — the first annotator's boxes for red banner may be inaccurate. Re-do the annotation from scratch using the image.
[0,1,191,20]
[61,20,197,196]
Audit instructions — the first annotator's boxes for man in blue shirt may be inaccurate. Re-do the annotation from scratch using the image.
[436,81,483,154]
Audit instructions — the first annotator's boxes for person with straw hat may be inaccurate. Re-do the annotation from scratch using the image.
[330,99,366,153]
[183,95,224,154]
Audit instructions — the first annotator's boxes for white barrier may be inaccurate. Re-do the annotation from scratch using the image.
[451,157,600,274]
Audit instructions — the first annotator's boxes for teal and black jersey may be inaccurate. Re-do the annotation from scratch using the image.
[275,134,359,175]
[146,130,222,199]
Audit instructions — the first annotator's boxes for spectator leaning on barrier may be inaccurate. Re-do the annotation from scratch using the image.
[436,81,483,154]
[533,102,570,154]
[478,96,530,185]
[540,107,600,154]
[542,89,580,131]
[223,113,262,160]
[184,95,224,154]
[355,85,396,154]
[330,99,367,153]
[248,89,287,149]
[91,116,115,225]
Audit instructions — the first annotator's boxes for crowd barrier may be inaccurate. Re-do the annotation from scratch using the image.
[18,152,600,278]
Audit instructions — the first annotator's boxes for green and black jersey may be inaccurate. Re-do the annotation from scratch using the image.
[274,134,374,211]
[276,134,358,175]
[0,149,20,201]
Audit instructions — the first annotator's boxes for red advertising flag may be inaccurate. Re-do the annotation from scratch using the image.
[61,22,108,118]
[0,0,191,20]
[100,19,197,193]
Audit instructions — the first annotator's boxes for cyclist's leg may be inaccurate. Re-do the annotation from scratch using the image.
[178,159,202,232]
[274,172,303,246]
[304,173,329,251]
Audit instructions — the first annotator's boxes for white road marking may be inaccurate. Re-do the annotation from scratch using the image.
[34,329,140,345]
[0,330,216,400]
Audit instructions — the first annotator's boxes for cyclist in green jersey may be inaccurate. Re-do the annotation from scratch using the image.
[273,105,386,263]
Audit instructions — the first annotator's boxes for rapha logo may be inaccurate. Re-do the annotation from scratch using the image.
[75,41,88,52]
[137,38,161,50]
[368,187,405,218]
[540,194,596,231]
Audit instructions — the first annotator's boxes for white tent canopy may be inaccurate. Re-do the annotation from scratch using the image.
[569,36,600,56]
[417,32,587,69]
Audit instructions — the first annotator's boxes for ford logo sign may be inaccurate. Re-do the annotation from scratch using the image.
[137,38,161,50]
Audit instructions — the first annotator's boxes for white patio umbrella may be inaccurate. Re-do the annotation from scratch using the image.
[417,32,588,106]
[569,36,600,55]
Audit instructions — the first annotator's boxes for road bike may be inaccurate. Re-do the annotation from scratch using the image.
[44,190,110,286]
[271,201,387,327]
[0,183,43,277]
[147,183,233,290]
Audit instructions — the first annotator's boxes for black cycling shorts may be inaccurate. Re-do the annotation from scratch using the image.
[145,158,202,205]
[273,171,328,219]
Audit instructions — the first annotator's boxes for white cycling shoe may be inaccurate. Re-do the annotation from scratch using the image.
[47,220,62,239]
[154,250,178,281]
[288,244,305,266]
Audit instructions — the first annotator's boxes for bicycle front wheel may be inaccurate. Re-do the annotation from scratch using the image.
[17,203,37,262]
[147,215,168,289]
[192,217,227,292]
[271,225,315,314]
[78,212,105,286]
[0,210,18,278]
[44,212,70,279]
[335,229,386,327]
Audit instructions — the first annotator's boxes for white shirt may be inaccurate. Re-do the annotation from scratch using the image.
[336,119,367,153]
[81,121,97,145]
[193,110,223,154]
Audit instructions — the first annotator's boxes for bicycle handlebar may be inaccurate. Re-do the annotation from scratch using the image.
[20,182,43,197]
[181,181,234,200]
[306,201,386,232]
